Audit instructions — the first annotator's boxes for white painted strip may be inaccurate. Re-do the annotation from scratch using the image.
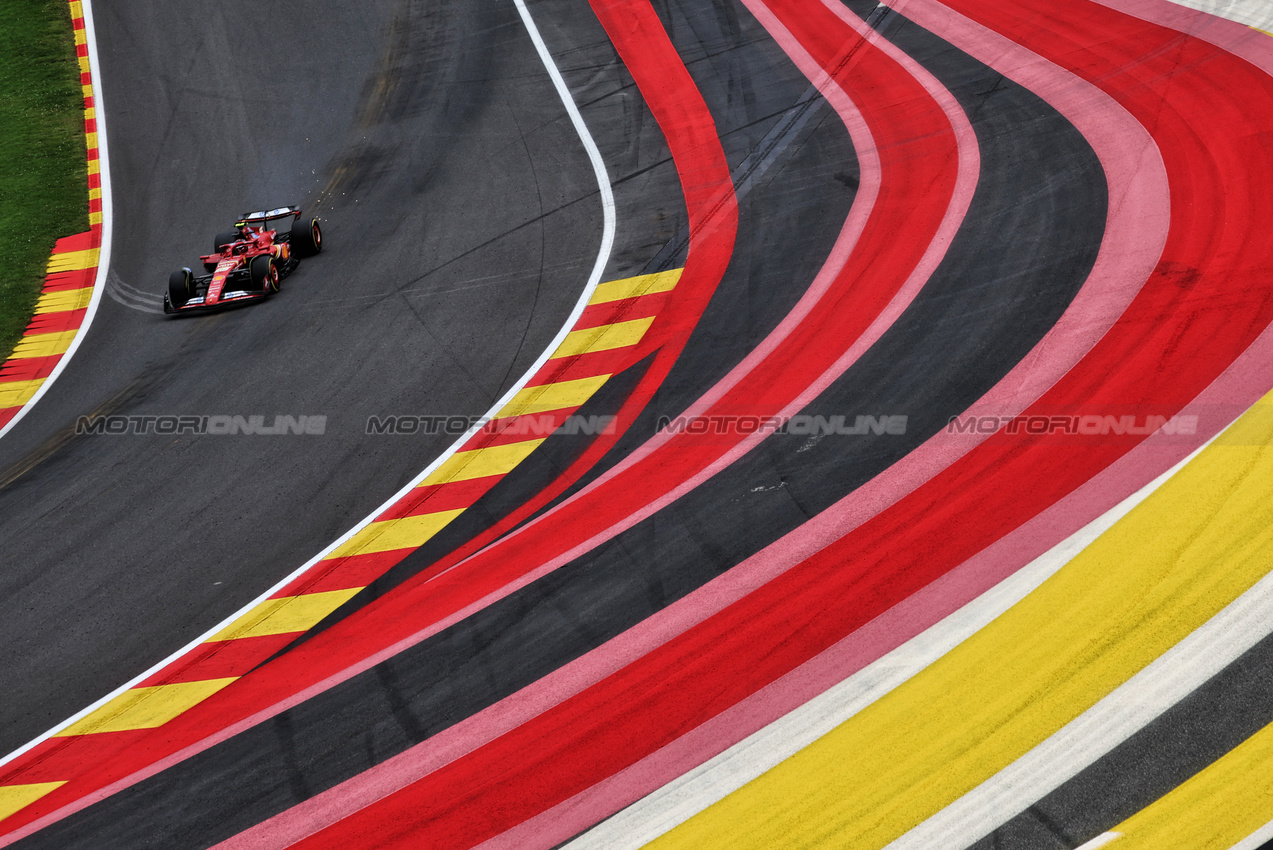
[0,0,113,441]
[563,443,1208,850]
[1166,0,1273,29]
[887,524,1273,848]
[0,0,616,773]
[1230,818,1273,849]
[1076,833,1123,850]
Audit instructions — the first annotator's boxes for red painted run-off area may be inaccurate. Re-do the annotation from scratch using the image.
[277,1,1273,847]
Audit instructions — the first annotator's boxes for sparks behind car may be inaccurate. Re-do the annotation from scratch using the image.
[163,206,322,314]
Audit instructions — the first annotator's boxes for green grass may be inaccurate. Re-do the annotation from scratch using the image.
[0,0,88,361]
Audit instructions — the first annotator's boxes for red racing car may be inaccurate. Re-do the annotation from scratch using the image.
[163,206,322,314]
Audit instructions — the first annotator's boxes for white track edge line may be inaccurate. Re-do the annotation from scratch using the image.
[1231,818,1273,849]
[563,436,1213,849]
[0,0,616,772]
[0,0,114,443]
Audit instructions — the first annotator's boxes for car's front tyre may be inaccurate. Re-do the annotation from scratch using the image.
[167,268,193,309]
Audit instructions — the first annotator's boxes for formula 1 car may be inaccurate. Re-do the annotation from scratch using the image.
[163,206,322,314]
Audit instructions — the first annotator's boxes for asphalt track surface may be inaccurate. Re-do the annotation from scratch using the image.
[6,0,1273,847]
[0,0,621,755]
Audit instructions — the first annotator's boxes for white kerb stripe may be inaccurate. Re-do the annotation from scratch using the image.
[563,440,1207,850]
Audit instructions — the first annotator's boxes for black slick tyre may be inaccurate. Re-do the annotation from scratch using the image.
[289,217,322,257]
[167,268,193,309]
[250,255,279,293]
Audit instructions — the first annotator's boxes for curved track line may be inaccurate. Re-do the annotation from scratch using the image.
[888,478,1273,847]
[0,0,617,837]
[194,0,973,787]
[563,442,1207,849]
[628,1,1273,844]
[308,0,1273,844]
[545,3,1177,840]
[0,0,112,442]
[226,2,978,847]
[645,389,1273,849]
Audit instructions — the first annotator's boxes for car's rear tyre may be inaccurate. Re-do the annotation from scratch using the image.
[214,231,239,253]
[250,255,279,293]
[289,217,322,257]
[168,268,193,307]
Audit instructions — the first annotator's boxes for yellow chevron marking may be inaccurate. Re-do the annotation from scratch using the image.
[498,375,610,419]
[0,379,44,408]
[9,330,77,360]
[209,588,364,641]
[654,396,1273,849]
[55,678,238,736]
[46,249,99,274]
[34,287,92,314]
[0,782,66,822]
[420,439,544,487]
[588,269,681,305]
[326,510,467,560]
[553,317,655,359]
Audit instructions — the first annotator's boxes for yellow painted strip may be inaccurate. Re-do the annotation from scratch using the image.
[46,248,99,273]
[654,396,1273,850]
[9,330,77,360]
[85,106,95,120]
[1106,719,1273,849]
[0,379,44,408]
[89,211,103,226]
[69,0,83,18]
[55,678,237,736]
[497,375,610,418]
[420,439,544,487]
[81,83,93,98]
[89,187,101,201]
[553,317,654,359]
[326,510,466,560]
[34,286,92,314]
[1251,25,1273,38]
[588,269,681,305]
[209,588,364,641]
[0,782,66,822]
[84,131,97,150]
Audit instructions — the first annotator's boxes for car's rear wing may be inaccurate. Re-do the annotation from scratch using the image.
[236,205,302,226]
